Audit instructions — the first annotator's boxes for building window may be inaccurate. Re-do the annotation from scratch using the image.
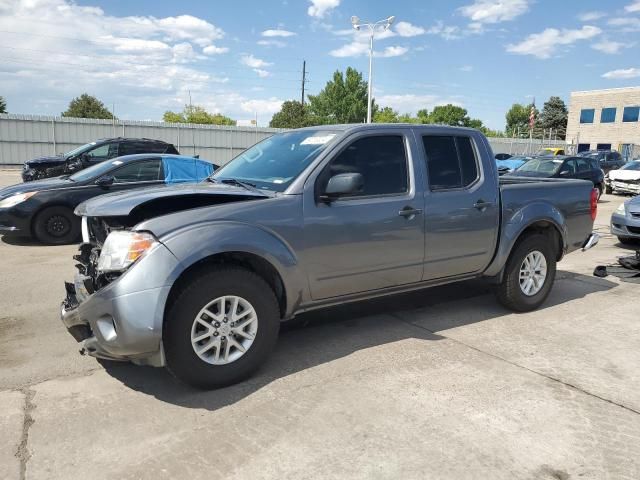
[600,107,616,123]
[580,109,595,124]
[622,106,640,122]
[577,143,590,153]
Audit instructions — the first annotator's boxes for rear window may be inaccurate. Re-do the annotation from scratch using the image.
[422,135,479,190]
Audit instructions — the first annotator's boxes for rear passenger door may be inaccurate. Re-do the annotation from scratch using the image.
[421,134,499,280]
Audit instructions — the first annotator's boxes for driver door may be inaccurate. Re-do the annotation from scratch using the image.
[84,142,119,166]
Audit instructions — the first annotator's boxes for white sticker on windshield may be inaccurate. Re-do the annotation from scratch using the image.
[112,160,123,165]
[301,134,336,145]
[273,179,285,184]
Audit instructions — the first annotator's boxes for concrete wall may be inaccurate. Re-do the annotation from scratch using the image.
[566,87,640,155]
[0,114,284,166]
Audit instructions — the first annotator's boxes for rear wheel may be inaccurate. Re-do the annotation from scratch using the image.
[605,184,613,194]
[596,183,604,200]
[618,236,638,245]
[33,206,80,244]
[164,266,280,389]
[496,233,557,312]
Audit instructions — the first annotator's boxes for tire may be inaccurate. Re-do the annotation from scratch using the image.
[618,236,638,245]
[495,233,557,312]
[164,266,280,389]
[605,184,613,194]
[33,206,80,245]
[596,184,604,201]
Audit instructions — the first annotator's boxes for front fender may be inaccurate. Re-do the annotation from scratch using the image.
[483,201,567,278]
[161,221,306,317]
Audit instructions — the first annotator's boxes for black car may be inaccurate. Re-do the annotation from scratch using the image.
[494,153,512,161]
[1,154,215,244]
[508,155,605,197]
[578,150,624,174]
[21,137,179,182]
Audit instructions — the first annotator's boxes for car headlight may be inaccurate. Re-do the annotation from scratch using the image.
[616,203,626,215]
[0,191,37,208]
[97,231,158,273]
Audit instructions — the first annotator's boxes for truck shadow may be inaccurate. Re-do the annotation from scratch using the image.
[102,271,616,410]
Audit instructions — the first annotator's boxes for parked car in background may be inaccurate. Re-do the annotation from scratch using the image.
[1,155,215,244]
[60,124,598,388]
[21,138,179,182]
[537,147,565,156]
[611,196,640,244]
[605,160,640,195]
[494,153,512,160]
[496,155,534,175]
[508,156,605,197]
[578,150,625,174]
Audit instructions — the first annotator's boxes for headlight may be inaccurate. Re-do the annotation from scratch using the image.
[0,191,37,208]
[97,231,158,273]
[616,203,626,215]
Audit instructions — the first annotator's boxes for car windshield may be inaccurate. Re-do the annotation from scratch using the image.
[621,161,640,171]
[69,158,122,182]
[63,142,97,159]
[516,158,563,174]
[212,130,340,192]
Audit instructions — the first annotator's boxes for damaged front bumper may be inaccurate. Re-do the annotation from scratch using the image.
[60,241,181,366]
[611,211,640,240]
[610,180,640,195]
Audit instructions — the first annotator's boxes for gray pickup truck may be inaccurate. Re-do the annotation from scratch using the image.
[61,124,599,388]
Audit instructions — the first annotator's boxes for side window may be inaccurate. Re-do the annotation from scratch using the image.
[321,135,408,197]
[118,142,137,156]
[562,160,576,174]
[590,159,600,170]
[422,135,479,190]
[112,159,162,183]
[576,158,590,172]
[107,143,119,158]
[86,144,110,159]
[144,142,169,154]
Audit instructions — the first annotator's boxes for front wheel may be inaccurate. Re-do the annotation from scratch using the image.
[596,184,604,201]
[33,206,80,244]
[605,184,613,194]
[496,234,557,312]
[618,236,638,245]
[164,267,280,389]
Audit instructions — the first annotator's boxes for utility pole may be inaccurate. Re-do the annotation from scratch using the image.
[301,60,306,106]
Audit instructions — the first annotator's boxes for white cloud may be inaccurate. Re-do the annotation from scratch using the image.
[578,11,606,22]
[459,0,530,24]
[253,68,271,78]
[240,98,284,115]
[460,65,474,72]
[330,41,369,57]
[395,21,425,37]
[625,1,640,13]
[608,17,640,31]
[257,39,286,48]
[307,0,340,18]
[375,46,409,57]
[202,44,229,55]
[329,28,401,58]
[506,25,602,59]
[240,54,273,69]
[377,94,463,114]
[591,39,627,54]
[426,21,462,40]
[261,29,296,37]
[602,67,640,79]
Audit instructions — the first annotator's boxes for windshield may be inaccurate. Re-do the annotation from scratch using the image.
[621,161,640,171]
[516,158,563,174]
[64,142,97,159]
[69,158,123,182]
[212,130,340,192]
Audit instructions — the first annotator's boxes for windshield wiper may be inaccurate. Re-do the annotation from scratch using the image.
[217,178,260,192]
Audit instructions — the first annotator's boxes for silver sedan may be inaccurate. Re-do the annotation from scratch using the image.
[611,196,640,244]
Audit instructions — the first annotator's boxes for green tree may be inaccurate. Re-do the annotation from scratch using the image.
[163,105,235,125]
[62,94,113,119]
[505,103,537,137]
[308,67,375,124]
[269,100,310,128]
[373,106,399,123]
[428,104,473,126]
[0,96,6,114]
[415,109,430,124]
[538,96,567,140]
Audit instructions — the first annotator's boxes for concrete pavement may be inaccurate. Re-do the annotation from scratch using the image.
[1,170,639,479]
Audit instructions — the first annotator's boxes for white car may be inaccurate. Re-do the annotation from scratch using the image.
[606,161,640,195]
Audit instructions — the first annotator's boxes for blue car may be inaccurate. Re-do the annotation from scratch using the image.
[496,156,533,175]
[0,154,216,244]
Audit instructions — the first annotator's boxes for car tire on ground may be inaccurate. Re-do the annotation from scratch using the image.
[617,236,638,245]
[605,184,613,194]
[33,206,80,245]
[596,184,604,200]
[495,233,557,312]
[164,266,280,389]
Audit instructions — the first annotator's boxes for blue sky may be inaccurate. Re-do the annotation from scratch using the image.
[1,0,639,129]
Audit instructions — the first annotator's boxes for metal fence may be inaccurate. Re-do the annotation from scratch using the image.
[0,114,284,166]
[0,113,570,166]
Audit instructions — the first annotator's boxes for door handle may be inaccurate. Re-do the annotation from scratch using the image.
[398,206,423,218]
[473,200,492,211]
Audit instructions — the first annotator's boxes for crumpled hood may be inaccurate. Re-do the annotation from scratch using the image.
[609,169,640,181]
[0,177,73,200]
[75,181,273,217]
[24,155,66,167]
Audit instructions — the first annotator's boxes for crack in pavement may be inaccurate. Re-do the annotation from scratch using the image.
[391,313,640,417]
[15,388,35,480]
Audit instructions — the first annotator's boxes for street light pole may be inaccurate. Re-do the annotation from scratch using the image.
[351,15,395,124]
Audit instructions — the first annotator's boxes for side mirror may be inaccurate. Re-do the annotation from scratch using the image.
[95,175,114,187]
[559,170,570,176]
[319,172,364,202]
